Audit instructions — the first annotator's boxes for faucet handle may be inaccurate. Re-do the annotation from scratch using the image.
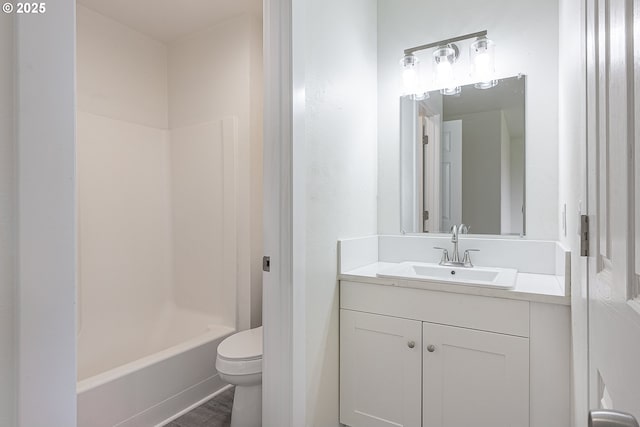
[434,247,450,263]
[462,249,480,267]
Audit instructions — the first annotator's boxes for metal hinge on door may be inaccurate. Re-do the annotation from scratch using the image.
[580,215,589,257]
[423,135,428,145]
[423,211,429,221]
[262,256,270,272]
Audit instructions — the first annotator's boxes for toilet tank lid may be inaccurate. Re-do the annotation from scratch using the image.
[218,326,263,360]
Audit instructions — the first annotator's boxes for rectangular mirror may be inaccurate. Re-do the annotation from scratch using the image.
[400,75,525,236]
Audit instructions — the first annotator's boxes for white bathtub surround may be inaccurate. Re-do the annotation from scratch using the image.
[339,235,571,304]
[77,326,233,427]
[167,15,264,330]
[77,5,262,426]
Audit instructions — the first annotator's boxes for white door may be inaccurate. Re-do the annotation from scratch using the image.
[340,310,422,427]
[422,115,441,233]
[422,322,529,427]
[441,120,462,232]
[585,0,640,423]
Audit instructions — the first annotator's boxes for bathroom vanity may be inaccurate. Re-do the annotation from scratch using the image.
[338,236,571,427]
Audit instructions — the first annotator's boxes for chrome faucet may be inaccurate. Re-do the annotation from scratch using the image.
[450,224,463,263]
[434,224,478,267]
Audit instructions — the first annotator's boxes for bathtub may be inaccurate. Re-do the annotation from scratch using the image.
[77,324,234,427]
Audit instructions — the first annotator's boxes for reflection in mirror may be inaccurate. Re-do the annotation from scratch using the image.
[400,75,525,236]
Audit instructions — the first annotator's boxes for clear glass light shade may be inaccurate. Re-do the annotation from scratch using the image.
[433,45,460,95]
[470,37,497,89]
[400,54,420,96]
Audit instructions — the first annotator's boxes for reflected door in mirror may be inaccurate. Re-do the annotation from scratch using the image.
[440,120,462,232]
[400,75,526,236]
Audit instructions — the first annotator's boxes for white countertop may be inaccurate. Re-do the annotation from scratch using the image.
[339,262,570,305]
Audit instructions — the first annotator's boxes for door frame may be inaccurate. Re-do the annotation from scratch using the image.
[15,2,78,425]
[262,0,305,425]
[12,0,300,425]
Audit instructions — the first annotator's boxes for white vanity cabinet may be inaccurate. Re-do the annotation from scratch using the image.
[339,280,570,427]
[340,310,422,427]
[422,322,529,427]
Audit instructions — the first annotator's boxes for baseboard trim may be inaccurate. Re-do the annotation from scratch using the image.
[155,383,234,427]
[112,375,228,427]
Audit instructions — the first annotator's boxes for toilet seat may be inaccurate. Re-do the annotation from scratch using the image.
[216,326,263,376]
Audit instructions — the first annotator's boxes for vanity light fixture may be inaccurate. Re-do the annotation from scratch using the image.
[470,36,497,89]
[400,53,419,96]
[433,44,460,95]
[401,30,497,96]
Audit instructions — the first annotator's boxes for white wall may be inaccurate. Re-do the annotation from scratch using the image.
[0,12,14,427]
[448,110,502,234]
[16,0,77,424]
[557,0,588,425]
[298,0,379,425]
[168,14,263,330]
[377,0,560,239]
[248,18,264,328]
[510,137,525,233]
[77,6,168,129]
[501,112,512,234]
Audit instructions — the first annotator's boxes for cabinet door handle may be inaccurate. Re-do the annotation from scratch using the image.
[407,341,416,349]
[427,344,436,352]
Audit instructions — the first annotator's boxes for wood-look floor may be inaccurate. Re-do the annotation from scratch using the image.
[165,387,234,427]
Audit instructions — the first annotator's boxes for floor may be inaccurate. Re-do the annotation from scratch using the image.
[166,387,235,427]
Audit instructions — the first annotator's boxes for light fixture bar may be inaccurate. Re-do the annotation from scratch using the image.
[403,30,488,55]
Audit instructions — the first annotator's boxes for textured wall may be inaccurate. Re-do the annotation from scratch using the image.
[300,0,379,425]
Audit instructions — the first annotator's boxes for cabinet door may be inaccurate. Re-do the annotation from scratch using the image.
[340,309,422,427]
[423,322,529,427]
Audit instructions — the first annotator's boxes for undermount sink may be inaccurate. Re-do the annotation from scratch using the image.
[376,261,518,289]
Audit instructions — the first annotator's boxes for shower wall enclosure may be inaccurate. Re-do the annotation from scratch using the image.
[75,5,263,426]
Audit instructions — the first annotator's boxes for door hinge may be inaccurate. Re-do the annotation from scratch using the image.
[423,210,429,221]
[422,135,429,145]
[580,215,589,257]
[262,256,271,272]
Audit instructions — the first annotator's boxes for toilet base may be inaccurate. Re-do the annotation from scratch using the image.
[230,383,262,427]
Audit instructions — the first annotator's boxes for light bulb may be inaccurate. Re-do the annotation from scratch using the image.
[402,67,417,93]
[470,37,497,89]
[436,61,453,88]
[433,45,460,95]
[474,52,491,81]
[400,54,420,96]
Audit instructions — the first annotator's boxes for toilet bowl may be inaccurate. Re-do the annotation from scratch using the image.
[216,326,263,427]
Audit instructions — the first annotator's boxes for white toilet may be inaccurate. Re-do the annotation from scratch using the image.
[216,326,263,427]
